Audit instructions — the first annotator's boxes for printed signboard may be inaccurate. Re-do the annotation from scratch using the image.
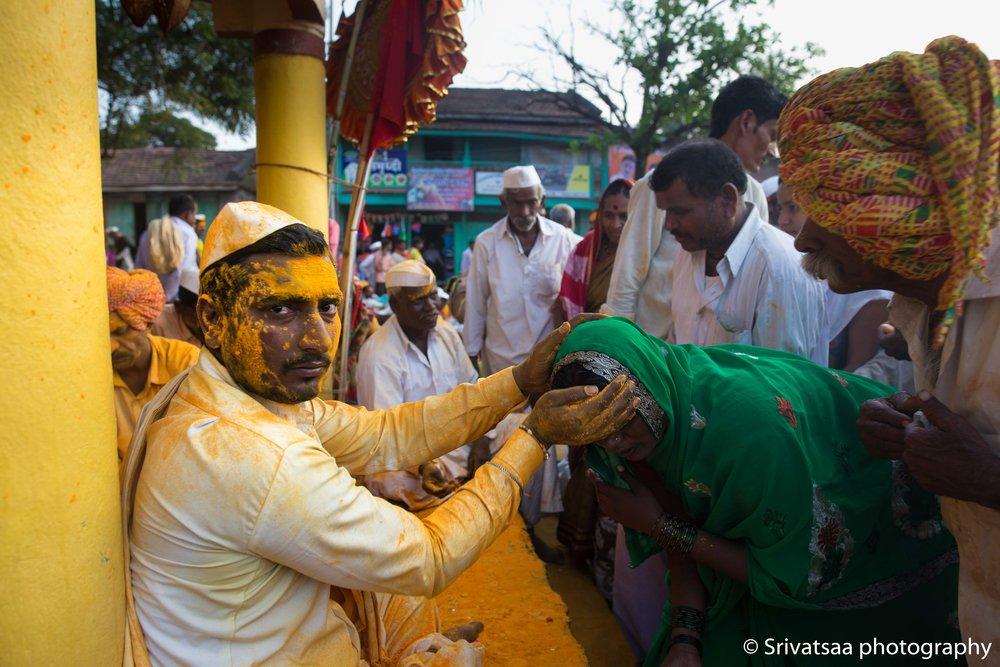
[407,166,475,212]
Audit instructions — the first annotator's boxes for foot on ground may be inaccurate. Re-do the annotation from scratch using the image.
[442,621,485,643]
[529,529,565,565]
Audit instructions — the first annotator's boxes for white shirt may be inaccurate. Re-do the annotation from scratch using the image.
[460,247,473,276]
[357,315,478,409]
[601,174,680,341]
[824,288,893,343]
[889,230,1000,646]
[358,253,376,282]
[745,172,770,224]
[671,206,828,364]
[462,216,578,374]
[356,316,480,504]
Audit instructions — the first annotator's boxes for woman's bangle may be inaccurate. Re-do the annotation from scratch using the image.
[651,513,697,554]
[670,605,706,634]
[669,633,703,656]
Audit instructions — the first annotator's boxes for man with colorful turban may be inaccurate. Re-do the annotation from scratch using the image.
[119,201,634,665]
[357,260,488,510]
[779,36,1000,650]
[107,266,199,463]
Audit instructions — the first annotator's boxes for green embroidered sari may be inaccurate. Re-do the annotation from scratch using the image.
[553,318,959,666]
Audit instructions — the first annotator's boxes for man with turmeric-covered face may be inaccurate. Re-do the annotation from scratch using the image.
[122,202,637,666]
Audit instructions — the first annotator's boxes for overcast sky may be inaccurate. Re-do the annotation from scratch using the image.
[214,0,1000,149]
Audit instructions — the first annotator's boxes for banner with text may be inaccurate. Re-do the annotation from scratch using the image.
[407,166,475,212]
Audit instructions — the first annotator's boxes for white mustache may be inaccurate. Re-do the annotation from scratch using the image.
[801,251,840,281]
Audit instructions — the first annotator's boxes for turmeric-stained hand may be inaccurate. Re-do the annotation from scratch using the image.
[512,314,611,398]
[525,375,638,446]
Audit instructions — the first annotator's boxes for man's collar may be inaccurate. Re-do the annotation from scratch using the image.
[387,314,438,356]
[502,216,555,238]
[720,205,762,279]
[197,347,315,425]
[192,350,317,433]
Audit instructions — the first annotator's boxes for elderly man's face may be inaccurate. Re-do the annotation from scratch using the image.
[794,218,898,293]
[390,285,439,334]
[201,253,343,403]
[109,312,151,373]
[501,186,544,232]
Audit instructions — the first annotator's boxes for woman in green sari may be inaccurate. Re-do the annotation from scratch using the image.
[550,318,959,666]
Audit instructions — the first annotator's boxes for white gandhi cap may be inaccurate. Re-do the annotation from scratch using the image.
[502,165,542,190]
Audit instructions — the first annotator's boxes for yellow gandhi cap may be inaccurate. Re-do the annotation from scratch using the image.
[200,201,305,271]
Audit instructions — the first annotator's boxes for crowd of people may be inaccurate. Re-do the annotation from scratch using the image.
[103,35,998,667]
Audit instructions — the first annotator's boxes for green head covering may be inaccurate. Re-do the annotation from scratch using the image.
[553,318,958,665]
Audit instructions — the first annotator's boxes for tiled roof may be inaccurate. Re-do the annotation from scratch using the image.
[431,88,608,138]
[101,147,255,192]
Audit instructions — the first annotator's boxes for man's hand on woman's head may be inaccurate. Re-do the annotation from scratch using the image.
[524,374,637,447]
[511,313,609,398]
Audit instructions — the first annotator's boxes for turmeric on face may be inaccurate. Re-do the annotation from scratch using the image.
[208,253,343,403]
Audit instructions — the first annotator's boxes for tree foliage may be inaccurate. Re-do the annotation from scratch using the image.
[96,0,254,152]
[528,0,824,166]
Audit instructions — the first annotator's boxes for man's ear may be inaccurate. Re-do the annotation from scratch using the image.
[738,108,757,135]
[720,182,742,218]
[197,293,224,350]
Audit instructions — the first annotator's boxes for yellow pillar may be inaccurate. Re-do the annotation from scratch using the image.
[253,29,329,235]
[0,2,123,664]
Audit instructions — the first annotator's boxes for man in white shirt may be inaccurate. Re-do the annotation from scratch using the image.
[602,76,785,338]
[357,260,486,510]
[708,75,787,223]
[462,165,579,374]
[600,174,679,340]
[460,238,474,276]
[135,193,200,302]
[780,37,999,648]
[122,201,637,665]
[654,139,827,363]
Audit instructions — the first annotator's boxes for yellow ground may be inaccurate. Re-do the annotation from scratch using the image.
[435,517,588,666]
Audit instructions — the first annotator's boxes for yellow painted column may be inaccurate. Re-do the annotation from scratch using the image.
[253,30,329,235]
[0,2,124,664]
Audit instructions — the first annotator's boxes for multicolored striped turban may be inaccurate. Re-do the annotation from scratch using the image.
[778,36,1000,345]
[106,266,165,331]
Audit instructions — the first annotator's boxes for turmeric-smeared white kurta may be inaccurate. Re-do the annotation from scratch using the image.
[129,351,539,666]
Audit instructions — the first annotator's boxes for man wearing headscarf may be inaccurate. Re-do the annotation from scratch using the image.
[356,261,487,511]
[107,266,199,463]
[119,201,635,666]
[779,36,1000,650]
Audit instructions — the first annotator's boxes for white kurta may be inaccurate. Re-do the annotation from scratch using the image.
[128,351,538,666]
[601,174,679,341]
[356,316,479,508]
[889,230,1000,650]
[671,207,828,364]
[744,171,770,224]
[824,287,893,343]
[462,216,578,374]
